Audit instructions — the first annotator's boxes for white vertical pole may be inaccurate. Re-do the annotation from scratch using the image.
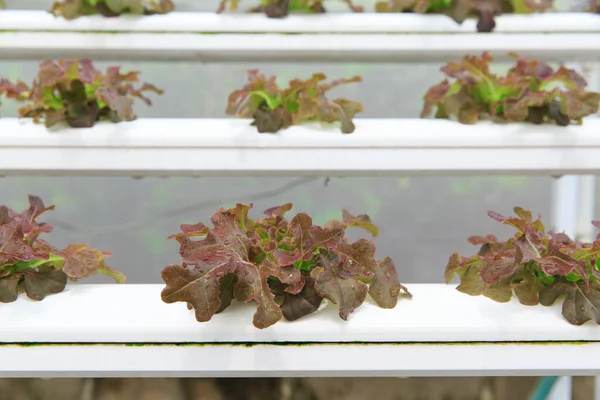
[551,62,585,239]
[551,62,593,241]
[547,60,597,400]
[579,60,600,400]
[577,174,596,242]
[551,175,579,238]
[578,62,599,244]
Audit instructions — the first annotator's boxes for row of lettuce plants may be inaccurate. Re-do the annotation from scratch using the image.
[2,195,600,328]
[1,53,598,132]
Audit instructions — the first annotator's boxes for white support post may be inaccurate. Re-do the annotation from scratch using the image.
[549,61,585,400]
[578,62,600,243]
[577,174,596,242]
[552,61,600,400]
[551,175,580,238]
[582,61,600,400]
[551,61,599,242]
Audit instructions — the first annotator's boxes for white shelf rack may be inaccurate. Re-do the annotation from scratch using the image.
[1,283,599,377]
[3,8,600,385]
[1,11,599,61]
[0,118,599,176]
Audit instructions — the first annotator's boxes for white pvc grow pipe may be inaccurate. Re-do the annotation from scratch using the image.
[1,118,600,176]
[2,11,600,33]
[1,11,600,61]
[3,32,600,62]
[2,284,600,378]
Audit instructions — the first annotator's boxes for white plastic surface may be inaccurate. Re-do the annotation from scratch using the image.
[1,12,600,61]
[2,284,600,377]
[3,32,600,62]
[0,118,599,176]
[1,284,599,343]
[4,342,600,378]
[3,11,600,33]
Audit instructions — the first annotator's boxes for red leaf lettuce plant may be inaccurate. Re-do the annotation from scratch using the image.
[217,0,362,18]
[422,52,600,125]
[0,195,125,304]
[1,59,162,128]
[446,207,600,326]
[50,0,174,19]
[227,70,364,134]
[375,0,553,33]
[161,203,410,329]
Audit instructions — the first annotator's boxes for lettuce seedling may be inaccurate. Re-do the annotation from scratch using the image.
[3,59,162,128]
[375,0,553,33]
[449,0,503,32]
[374,0,500,33]
[449,0,553,33]
[375,0,450,14]
[507,0,554,12]
[446,207,600,326]
[227,70,364,134]
[50,0,174,19]
[161,204,410,329]
[422,52,600,125]
[0,195,125,303]
[217,0,362,18]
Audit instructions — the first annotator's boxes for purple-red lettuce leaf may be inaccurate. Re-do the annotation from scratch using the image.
[268,276,323,321]
[227,70,363,134]
[217,0,362,17]
[22,264,69,301]
[5,59,162,128]
[161,202,409,328]
[162,204,305,329]
[423,52,600,126]
[0,195,125,303]
[310,250,369,320]
[447,206,600,326]
[50,0,174,19]
[0,275,20,303]
[539,281,600,326]
[368,256,411,308]
[324,209,379,237]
